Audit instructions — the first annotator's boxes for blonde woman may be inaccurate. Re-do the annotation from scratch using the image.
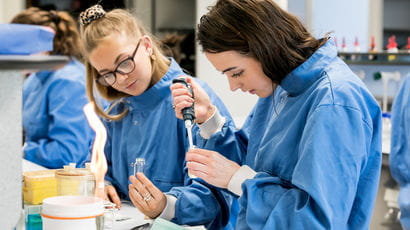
[79,5,238,229]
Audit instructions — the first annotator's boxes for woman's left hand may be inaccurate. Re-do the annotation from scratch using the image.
[186,148,241,189]
[128,173,166,219]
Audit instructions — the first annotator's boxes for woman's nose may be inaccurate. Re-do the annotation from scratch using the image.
[228,78,240,92]
[115,72,129,84]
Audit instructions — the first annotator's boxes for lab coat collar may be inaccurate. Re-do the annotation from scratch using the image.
[280,39,337,96]
[124,58,183,110]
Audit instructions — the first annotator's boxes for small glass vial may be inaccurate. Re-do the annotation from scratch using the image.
[133,158,146,176]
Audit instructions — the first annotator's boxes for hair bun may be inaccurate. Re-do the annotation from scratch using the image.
[79,4,106,26]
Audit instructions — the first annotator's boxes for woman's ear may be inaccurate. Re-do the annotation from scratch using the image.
[141,35,153,56]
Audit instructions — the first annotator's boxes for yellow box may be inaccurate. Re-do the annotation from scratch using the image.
[23,170,57,205]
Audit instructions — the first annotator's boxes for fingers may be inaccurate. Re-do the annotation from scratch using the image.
[186,148,213,161]
[128,184,147,211]
[135,173,162,200]
[129,176,151,209]
[170,80,194,119]
[186,161,209,175]
[106,185,121,209]
[186,152,211,166]
[174,94,194,113]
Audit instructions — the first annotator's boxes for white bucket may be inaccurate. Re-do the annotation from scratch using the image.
[41,195,104,230]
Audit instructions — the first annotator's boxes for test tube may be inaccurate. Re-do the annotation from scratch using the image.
[133,158,145,176]
[188,145,197,178]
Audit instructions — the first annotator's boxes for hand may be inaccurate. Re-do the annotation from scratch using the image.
[170,76,215,124]
[128,173,167,219]
[105,185,121,209]
[186,148,240,188]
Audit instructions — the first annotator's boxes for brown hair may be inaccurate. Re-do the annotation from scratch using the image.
[197,0,328,84]
[80,8,170,120]
[11,7,83,60]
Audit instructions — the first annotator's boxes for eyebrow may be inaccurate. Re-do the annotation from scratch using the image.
[221,67,237,74]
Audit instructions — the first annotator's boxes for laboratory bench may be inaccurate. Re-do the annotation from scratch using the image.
[20,159,206,230]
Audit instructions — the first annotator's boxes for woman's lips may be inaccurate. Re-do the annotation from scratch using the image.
[126,80,137,89]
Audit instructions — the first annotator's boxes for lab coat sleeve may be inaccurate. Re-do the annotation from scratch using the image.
[166,177,231,228]
[237,105,378,229]
[24,78,93,169]
[390,75,410,229]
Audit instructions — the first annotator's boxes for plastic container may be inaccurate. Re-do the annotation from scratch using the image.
[41,196,104,230]
[24,204,42,230]
[55,163,95,196]
[23,170,57,204]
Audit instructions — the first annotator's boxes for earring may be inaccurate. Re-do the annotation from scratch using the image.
[148,48,156,60]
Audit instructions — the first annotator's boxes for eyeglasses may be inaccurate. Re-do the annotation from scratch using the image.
[96,40,141,86]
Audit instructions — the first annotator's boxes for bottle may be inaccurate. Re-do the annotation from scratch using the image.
[341,37,347,52]
[351,37,361,61]
[368,36,377,61]
[406,37,410,53]
[386,35,398,61]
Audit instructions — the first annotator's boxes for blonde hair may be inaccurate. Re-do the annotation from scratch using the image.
[11,7,83,60]
[80,8,170,120]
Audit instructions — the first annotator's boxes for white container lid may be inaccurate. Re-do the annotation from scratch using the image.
[42,195,104,219]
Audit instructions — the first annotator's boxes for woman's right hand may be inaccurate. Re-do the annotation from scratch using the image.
[170,76,215,124]
[105,185,121,209]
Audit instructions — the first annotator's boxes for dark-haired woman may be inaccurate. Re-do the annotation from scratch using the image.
[171,0,382,228]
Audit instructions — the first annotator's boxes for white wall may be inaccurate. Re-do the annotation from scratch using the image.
[0,0,24,23]
[288,0,383,51]
[310,0,370,51]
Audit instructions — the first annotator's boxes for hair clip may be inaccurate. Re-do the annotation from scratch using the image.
[49,10,60,25]
[79,4,106,26]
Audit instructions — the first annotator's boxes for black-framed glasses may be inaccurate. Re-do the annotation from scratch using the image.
[96,40,141,86]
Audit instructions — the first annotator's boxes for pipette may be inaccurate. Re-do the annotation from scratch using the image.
[172,78,195,150]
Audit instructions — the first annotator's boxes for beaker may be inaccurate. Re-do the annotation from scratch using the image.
[55,163,95,196]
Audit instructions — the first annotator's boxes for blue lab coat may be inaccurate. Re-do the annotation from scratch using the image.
[104,59,236,228]
[23,59,94,169]
[390,75,410,229]
[198,40,382,229]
